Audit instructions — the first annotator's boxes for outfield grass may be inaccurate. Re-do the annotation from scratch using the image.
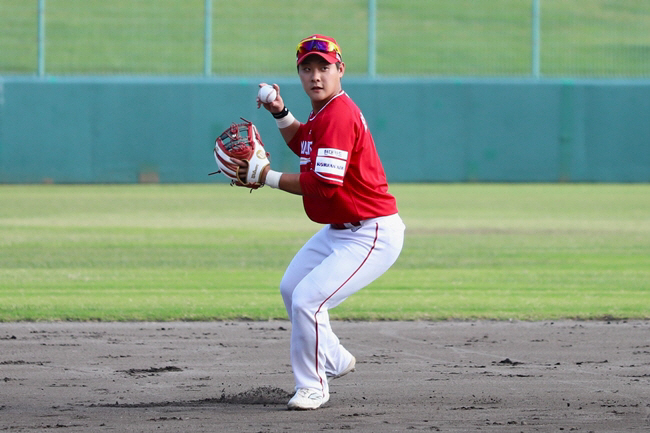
[1,0,649,76]
[1,184,648,321]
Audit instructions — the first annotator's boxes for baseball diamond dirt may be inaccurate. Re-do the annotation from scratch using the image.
[1,320,648,432]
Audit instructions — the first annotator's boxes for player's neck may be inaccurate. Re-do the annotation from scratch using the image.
[311,89,344,114]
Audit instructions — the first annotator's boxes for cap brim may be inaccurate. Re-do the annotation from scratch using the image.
[297,51,340,65]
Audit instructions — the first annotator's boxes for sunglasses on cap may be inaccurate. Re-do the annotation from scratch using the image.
[296,37,342,60]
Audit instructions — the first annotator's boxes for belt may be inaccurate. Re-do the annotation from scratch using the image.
[330,221,362,230]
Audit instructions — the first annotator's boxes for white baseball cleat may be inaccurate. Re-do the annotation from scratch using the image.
[327,356,356,381]
[287,388,330,410]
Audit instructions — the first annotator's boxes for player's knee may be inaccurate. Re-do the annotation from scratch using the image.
[279,279,294,304]
[290,283,322,316]
[291,291,308,314]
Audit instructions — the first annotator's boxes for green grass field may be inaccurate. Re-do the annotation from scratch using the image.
[1,0,649,76]
[1,184,648,322]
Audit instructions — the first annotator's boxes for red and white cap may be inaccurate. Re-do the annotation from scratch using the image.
[296,34,343,65]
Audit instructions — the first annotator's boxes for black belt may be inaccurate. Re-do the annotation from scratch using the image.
[330,221,362,230]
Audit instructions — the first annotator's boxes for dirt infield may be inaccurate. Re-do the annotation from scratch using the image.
[1,320,648,432]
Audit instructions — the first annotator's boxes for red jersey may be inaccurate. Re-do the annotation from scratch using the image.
[287,91,398,224]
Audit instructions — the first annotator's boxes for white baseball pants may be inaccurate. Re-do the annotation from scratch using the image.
[279,213,405,397]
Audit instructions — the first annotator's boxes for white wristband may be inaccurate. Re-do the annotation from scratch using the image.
[264,169,282,189]
[275,111,296,129]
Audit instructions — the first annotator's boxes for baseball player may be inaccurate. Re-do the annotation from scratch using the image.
[236,34,405,410]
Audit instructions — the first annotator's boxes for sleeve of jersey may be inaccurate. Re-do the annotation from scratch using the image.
[308,111,354,187]
[287,123,306,157]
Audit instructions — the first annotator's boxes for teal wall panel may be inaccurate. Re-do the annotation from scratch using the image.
[0,77,648,183]
[581,84,650,181]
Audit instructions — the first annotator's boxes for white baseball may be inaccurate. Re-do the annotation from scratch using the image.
[258,85,277,104]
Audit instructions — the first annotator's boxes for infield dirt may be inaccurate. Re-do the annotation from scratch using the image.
[1,320,648,432]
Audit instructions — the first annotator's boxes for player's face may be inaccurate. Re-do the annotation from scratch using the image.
[298,56,344,110]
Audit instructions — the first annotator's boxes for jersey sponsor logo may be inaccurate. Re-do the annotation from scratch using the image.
[317,148,348,160]
[315,156,346,178]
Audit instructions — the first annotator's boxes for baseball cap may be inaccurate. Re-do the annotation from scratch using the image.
[296,34,342,65]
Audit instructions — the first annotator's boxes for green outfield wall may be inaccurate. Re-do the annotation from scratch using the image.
[0,77,648,183]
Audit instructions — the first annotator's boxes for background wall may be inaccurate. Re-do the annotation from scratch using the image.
[1,77,648,183]
[2,2,648,184]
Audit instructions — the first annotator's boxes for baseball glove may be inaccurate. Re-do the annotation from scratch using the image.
[212,118,270,189]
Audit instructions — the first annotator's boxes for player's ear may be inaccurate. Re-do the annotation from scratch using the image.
[337,62,345,77]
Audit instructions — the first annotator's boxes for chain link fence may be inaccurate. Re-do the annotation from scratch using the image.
[1,0,649,78]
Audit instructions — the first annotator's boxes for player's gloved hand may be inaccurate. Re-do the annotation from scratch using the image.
[212,118,271,190]
[233,158,271,187]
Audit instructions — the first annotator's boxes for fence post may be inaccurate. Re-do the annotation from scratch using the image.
[367,0,377,78]
[37,0,46,77]
[204,0,212,76]
[531,0,541,78]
